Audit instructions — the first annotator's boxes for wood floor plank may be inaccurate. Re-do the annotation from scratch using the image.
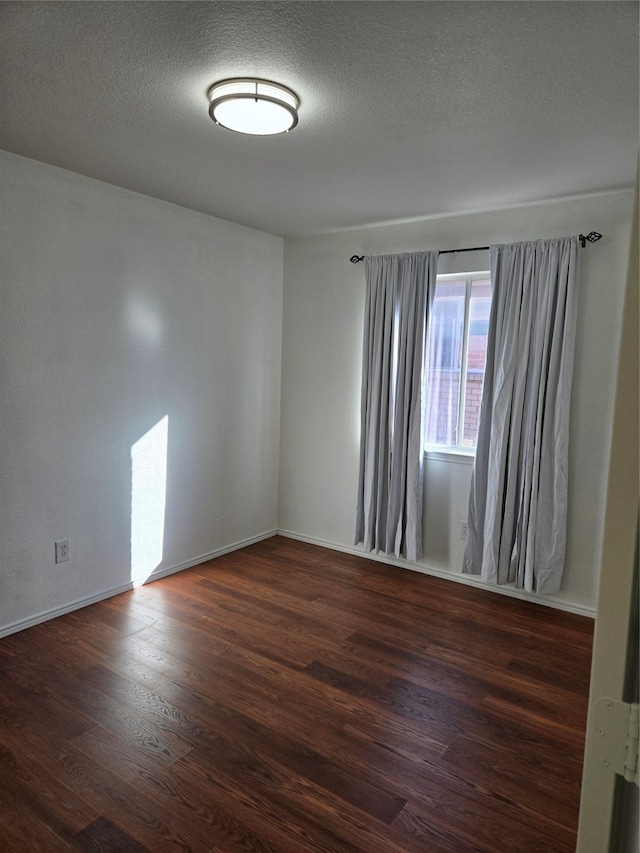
[394,794,573,853]
[78,661,411,827]
[440,733,582,830]
[422,640,590,706]
[157,644,451,767]
[0,676,95,743]
[0,796,75,853]
[36,664,195,766]
[75,663,206,744]
[175,744,455,853]
[75,816,148,853]
[0,623,95,676]
[171,751,366,853]
[507,644,593,692]
[131,597,316,670]
[0,739,94,843]
[6,719,212,852]
[70,726,233,851]
[0,536,593,852]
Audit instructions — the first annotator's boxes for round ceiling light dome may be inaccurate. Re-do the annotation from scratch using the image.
[208,78,299,136]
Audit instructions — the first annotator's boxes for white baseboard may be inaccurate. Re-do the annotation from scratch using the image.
[277,529,596,619]
[0,529,277,639]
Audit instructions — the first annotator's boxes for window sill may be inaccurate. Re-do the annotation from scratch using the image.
[424,449,475,465]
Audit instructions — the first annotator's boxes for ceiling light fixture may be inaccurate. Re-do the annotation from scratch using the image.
[207,78,299,136]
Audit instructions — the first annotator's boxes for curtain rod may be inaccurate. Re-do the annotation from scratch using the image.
[348,231,602,264]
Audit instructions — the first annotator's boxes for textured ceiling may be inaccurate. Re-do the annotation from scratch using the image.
[1,1,637,237]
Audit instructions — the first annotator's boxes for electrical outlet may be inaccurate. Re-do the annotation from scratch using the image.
[55,539,69,563]
[460,521,468,541]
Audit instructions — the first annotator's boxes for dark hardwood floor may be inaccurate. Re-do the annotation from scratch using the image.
[0,536,593,852]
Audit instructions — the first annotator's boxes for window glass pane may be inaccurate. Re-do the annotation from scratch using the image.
[462,278,491,448]
[425,280,465,446]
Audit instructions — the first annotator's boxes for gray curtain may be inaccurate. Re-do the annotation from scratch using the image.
[463,237,580,594]
[355,251,439,561]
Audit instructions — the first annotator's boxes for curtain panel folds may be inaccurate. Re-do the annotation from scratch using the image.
[355,251,439,561]
[463,237,580,594]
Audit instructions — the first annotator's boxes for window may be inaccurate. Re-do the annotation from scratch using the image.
[424,272,491,454]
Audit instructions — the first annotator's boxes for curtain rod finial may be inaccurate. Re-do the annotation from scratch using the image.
[579,231,602,248]
[350,255,365,264]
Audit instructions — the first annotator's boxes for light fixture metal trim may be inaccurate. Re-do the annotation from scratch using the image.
[208,78,299,136]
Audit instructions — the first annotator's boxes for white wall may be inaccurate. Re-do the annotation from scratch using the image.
[279,191,635,614]
[0,151,283,634]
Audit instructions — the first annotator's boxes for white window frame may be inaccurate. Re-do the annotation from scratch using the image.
[424,270,491,460]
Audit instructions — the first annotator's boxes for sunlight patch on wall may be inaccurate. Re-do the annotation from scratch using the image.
[125,293,163,349]
[130,415,168,586]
